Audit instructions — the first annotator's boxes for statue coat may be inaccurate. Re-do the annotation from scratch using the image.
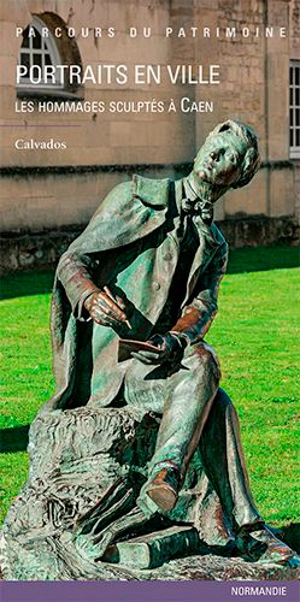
[47,174,228,411]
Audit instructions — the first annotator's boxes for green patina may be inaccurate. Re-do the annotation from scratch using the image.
[2,120,299,579]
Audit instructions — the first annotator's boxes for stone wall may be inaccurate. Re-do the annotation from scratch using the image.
[290,0,300,58]
[1,215,298,275]
[0,0,298,243]
[1,0,195,170]
[295,163,300,219]
[0,164,184,232]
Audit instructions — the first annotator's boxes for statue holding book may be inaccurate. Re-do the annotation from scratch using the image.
[2,120,299,579]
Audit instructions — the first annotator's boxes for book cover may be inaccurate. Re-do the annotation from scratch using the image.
[0,1,299,601]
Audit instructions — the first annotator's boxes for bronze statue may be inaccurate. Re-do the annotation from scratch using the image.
[2,120,299,579]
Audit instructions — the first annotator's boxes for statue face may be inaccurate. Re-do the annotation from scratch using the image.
[193,131,247,189]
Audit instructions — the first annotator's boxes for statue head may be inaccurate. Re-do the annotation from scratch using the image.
[192,120,261,194]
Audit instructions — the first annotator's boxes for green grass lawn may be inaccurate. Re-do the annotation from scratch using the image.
[0,247,299,527]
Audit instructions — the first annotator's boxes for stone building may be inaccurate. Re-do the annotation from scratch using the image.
[0,0,299,272]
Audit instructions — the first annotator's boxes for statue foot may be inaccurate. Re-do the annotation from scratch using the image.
[143,466,181,513]
[236,523,300,566]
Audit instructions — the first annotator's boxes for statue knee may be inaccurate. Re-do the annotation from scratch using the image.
[187,342,221,383]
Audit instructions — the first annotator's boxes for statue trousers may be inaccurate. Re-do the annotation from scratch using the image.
[122,341,260,530]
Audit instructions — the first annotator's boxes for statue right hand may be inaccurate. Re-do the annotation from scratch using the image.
[83,288,128,327]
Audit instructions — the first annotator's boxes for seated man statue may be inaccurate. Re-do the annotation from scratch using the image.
[40,119,296,566]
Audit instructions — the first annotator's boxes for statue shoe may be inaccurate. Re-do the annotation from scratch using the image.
[145,466,181,512]
[236,523,300,566]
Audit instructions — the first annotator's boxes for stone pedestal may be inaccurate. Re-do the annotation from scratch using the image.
[1,407,298,581]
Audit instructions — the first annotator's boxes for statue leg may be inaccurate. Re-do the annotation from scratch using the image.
[125,342,220,512]
[124,351,299,565]
[148,342,220,477]
[199,388,261,531]
[200,389,299,565]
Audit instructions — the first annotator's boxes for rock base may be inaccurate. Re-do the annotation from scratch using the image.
[1,407,299,581]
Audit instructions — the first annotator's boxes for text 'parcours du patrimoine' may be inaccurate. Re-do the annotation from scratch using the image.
[16,64,221,86]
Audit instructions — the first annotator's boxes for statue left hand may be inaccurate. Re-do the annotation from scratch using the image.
[132,332,187,365]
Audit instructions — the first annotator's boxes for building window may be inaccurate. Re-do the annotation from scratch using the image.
[17,16,63,92]
[290,61,300,159]
[16,13,83,99]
